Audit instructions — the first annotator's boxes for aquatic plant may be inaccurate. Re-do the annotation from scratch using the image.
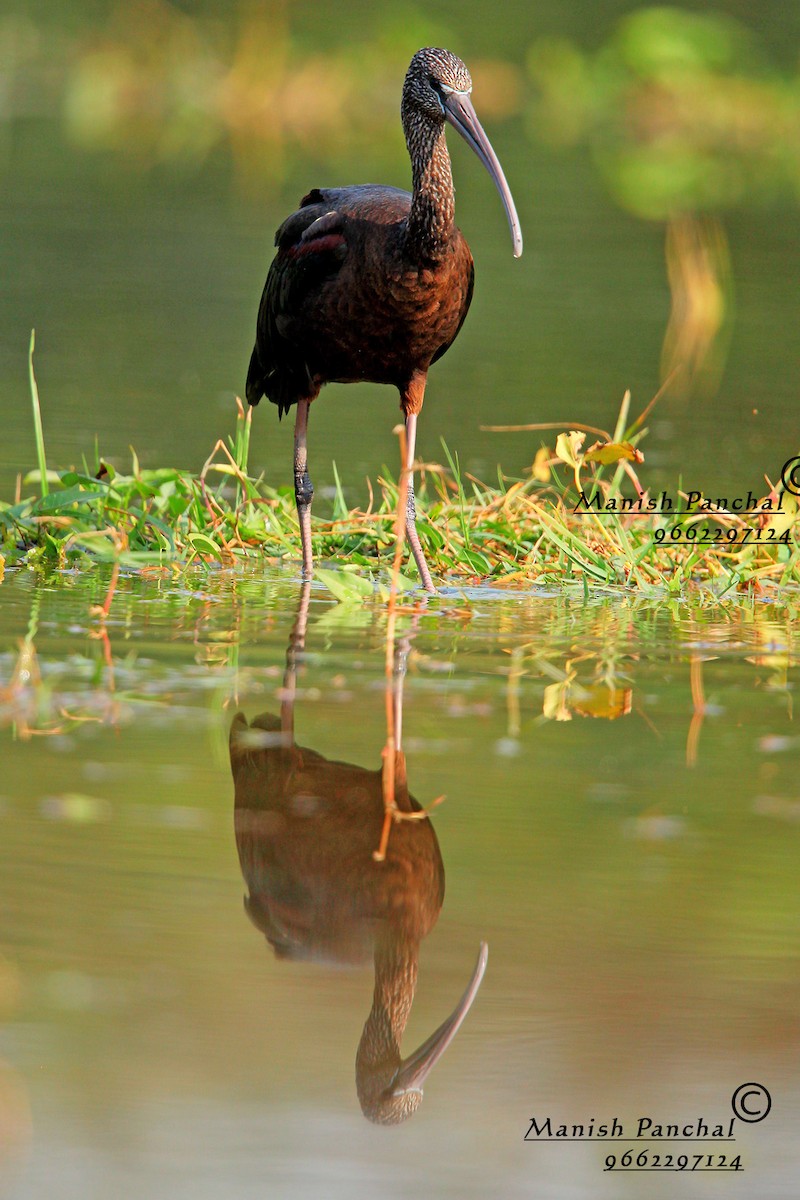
[1,348,797,600]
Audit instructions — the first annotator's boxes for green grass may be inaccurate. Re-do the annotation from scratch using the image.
[1,346,799,599]
[28,330,49,501]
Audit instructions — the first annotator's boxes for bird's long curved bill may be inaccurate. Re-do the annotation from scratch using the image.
[390,942,489,1097]
[444,94,523,258]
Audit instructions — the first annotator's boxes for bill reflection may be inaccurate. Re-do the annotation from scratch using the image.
[230,584,487,1124]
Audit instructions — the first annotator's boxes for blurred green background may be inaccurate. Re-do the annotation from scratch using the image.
[1,0,799,501]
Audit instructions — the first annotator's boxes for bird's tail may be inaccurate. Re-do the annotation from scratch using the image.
[245,343,309,419]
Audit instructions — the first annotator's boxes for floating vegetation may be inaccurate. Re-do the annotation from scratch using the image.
[1,345,798,602]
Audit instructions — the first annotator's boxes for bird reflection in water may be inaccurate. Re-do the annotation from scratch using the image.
[230,583,487,1124]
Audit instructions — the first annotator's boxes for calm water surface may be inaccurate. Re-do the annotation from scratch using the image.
[2,4,800,506]
[1,567,799,1197]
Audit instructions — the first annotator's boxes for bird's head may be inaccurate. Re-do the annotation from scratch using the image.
[403,48,523,258]
[356,1061,426,1127]
[356,942,489,1126]
[403,47,473,122]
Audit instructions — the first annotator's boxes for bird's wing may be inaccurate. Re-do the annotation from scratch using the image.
[246,186,412,413]
[246,200,347,412]
[299,185,411,225]
[274,200,348,257]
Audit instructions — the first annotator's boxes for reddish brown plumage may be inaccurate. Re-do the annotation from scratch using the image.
[228,581,488,1123]
[244,48,521,590]
[230,711,444,964]
[230,711,446,1124]
[246,184,474,417]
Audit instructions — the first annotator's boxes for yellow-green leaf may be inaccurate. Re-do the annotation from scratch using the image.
[584,441,643,465]
[555,430,586,468]
[187,532,223,558]
[315,568,374,603]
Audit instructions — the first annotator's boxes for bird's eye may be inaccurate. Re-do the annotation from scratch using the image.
[427,74,441,92]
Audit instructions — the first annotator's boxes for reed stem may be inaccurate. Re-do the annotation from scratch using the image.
[28,329,49,499]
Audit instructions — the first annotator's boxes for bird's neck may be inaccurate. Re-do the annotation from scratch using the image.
[405,120,456,264]
[356,931,419,1074]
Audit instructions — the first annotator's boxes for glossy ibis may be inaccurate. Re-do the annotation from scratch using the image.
[230,583,487,1123]
[246,47,522,591]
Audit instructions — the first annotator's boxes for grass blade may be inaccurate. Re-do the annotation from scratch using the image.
[28,329,49,499]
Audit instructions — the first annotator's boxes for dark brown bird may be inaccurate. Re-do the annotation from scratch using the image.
[230,717,487,1124]
[246,47,522,592]
[229,583,487,1124]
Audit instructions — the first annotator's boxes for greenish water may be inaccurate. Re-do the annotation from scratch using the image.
[1,568,799,1196]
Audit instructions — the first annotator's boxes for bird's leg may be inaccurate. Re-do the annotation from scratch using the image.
[280,579,312,745]
[293,398,314,578]
[392,635,409,752]
[402,396,435,593]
